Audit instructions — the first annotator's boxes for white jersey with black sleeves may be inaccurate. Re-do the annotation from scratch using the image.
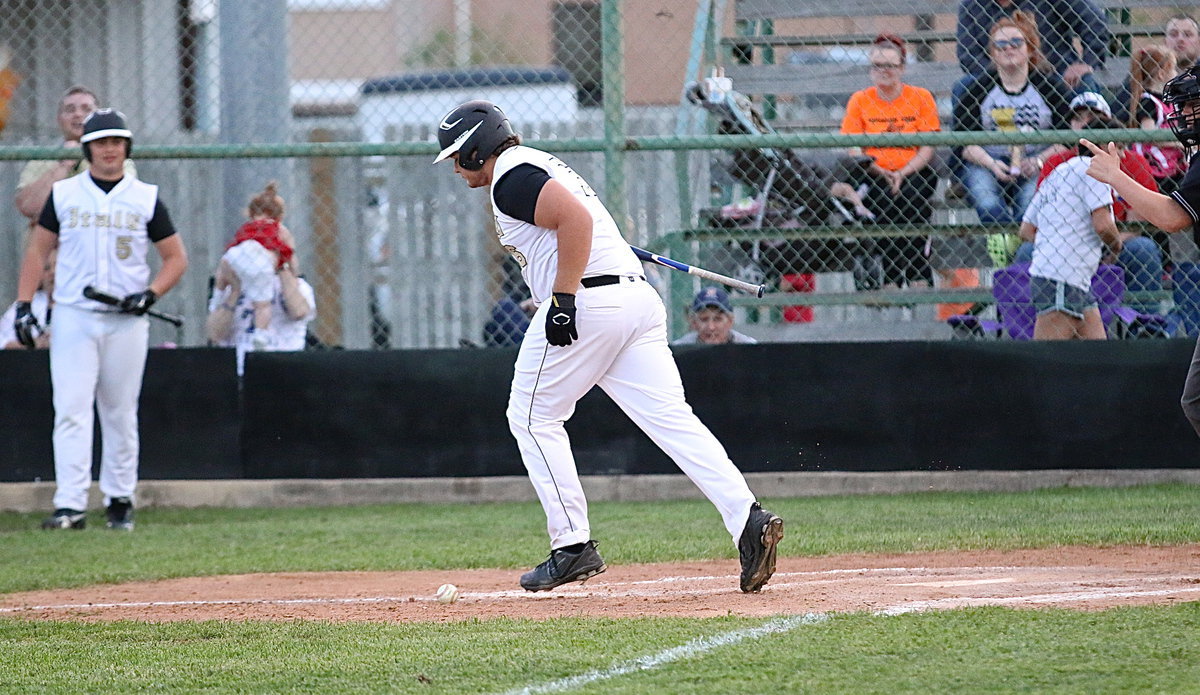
[489,145,641,302]
[49,172,159,309]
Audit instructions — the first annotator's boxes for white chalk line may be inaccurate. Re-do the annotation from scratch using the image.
[879,585,1200,615]
[494,582,1200,695]
[494,612,830,695]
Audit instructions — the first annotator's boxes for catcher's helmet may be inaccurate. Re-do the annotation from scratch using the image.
[432,100,515,171]
[80,108,133,162]
[1163,65,1200,148]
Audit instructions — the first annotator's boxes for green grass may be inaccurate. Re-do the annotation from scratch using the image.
[1,607,1198,694]
[1,484,1198,693]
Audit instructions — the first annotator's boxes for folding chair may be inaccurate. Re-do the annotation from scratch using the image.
[946,264,1033,340]
[949,264,1170,340]
[1092,264,1171,339]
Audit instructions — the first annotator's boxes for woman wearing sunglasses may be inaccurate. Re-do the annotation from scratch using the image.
[954,12,1072,231]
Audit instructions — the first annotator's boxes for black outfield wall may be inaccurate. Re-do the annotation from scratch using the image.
[2,341,1196,482]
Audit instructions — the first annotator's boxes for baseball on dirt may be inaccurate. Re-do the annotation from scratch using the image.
[435,583,460,604]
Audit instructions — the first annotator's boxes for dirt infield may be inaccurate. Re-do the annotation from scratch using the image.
[2,545,1197,623]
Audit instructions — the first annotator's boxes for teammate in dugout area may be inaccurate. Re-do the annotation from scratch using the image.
[1,248,54,349]
[433,100,784,593]
[672,286,758,346]
[1081,64,1200,436]
[13,108,188,530]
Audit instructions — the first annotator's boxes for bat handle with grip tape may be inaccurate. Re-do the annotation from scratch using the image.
[83,285,185,327]
[630,246,766,298]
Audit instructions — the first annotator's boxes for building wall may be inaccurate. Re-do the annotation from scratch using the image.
[286,0,701,105]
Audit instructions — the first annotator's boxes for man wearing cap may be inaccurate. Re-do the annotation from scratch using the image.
[673,287,758,346]
[13,108,188,532]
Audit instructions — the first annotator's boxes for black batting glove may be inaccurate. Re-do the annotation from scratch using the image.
[545,292,578,347]
[14,301,40,349]
[119,289,158,316]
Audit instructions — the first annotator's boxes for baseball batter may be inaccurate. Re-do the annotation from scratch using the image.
[14,109,188,531]
[433,100,783,593]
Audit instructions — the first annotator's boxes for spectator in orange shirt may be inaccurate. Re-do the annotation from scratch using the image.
[841,33,941,290]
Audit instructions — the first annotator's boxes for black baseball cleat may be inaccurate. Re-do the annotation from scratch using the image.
[738,502,784,593]
[105,497,134,531]
[520,541,607,592]
[41,508,86,530]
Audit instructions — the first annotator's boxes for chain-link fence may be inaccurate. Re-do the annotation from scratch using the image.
[0,0,1196,350]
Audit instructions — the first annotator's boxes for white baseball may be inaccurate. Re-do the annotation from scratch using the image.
[435,583,460,604]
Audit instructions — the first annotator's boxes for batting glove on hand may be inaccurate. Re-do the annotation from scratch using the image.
[14,301,40,349]
[545,292,578,347]
[119,289,158,316]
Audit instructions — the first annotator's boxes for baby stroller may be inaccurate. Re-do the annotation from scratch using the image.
[686,78,877,289]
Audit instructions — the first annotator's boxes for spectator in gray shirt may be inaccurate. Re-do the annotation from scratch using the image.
[957,0,1108,92]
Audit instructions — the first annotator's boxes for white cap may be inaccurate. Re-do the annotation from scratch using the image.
[1068,92,1112,118]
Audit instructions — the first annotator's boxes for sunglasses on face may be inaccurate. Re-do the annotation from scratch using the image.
[869,63,903,71]
[992,37,1026,50]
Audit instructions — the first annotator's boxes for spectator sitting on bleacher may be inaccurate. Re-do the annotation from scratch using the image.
[956,0,1108,93]
[672,287,757,346]
[1167,15,1200,74]
[1019,121,1123,340]
[840,33,940,290]
[1113,15,1200,124]
[955,12,1071,227]
[1011,94,1164,314]
[1127,46,1188,196]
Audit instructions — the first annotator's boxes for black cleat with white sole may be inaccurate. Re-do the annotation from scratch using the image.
[520,540,607,592]
[41,508,87,530]
[106,497,135,531]
[738,502,784,593]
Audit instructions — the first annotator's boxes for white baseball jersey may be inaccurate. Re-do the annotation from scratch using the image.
[39,168,172,514]
[49,172,160,308]
[1025,156,1114,291]
[490,146,758,552]
[490,146,642,302]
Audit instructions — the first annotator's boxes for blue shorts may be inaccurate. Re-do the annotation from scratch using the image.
[1030,276,1097,319]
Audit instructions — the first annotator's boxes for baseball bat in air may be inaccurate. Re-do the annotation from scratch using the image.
[630,246,766,298]
[83,285,185,327]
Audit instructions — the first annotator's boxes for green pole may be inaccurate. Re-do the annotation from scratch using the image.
[601,0,628,235]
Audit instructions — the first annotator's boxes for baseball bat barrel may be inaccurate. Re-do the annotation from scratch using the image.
[630,246,766,298]
[82,285,184,327]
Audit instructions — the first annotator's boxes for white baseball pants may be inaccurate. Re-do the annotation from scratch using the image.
[507,279,756,550]
[49,304,149,511]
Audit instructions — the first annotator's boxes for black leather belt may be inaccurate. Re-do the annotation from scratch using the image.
[580,274,645,288]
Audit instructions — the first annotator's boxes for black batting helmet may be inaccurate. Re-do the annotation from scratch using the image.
[80,108,133,162]
[432,100,515,171]
[1163,65,1200,148]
